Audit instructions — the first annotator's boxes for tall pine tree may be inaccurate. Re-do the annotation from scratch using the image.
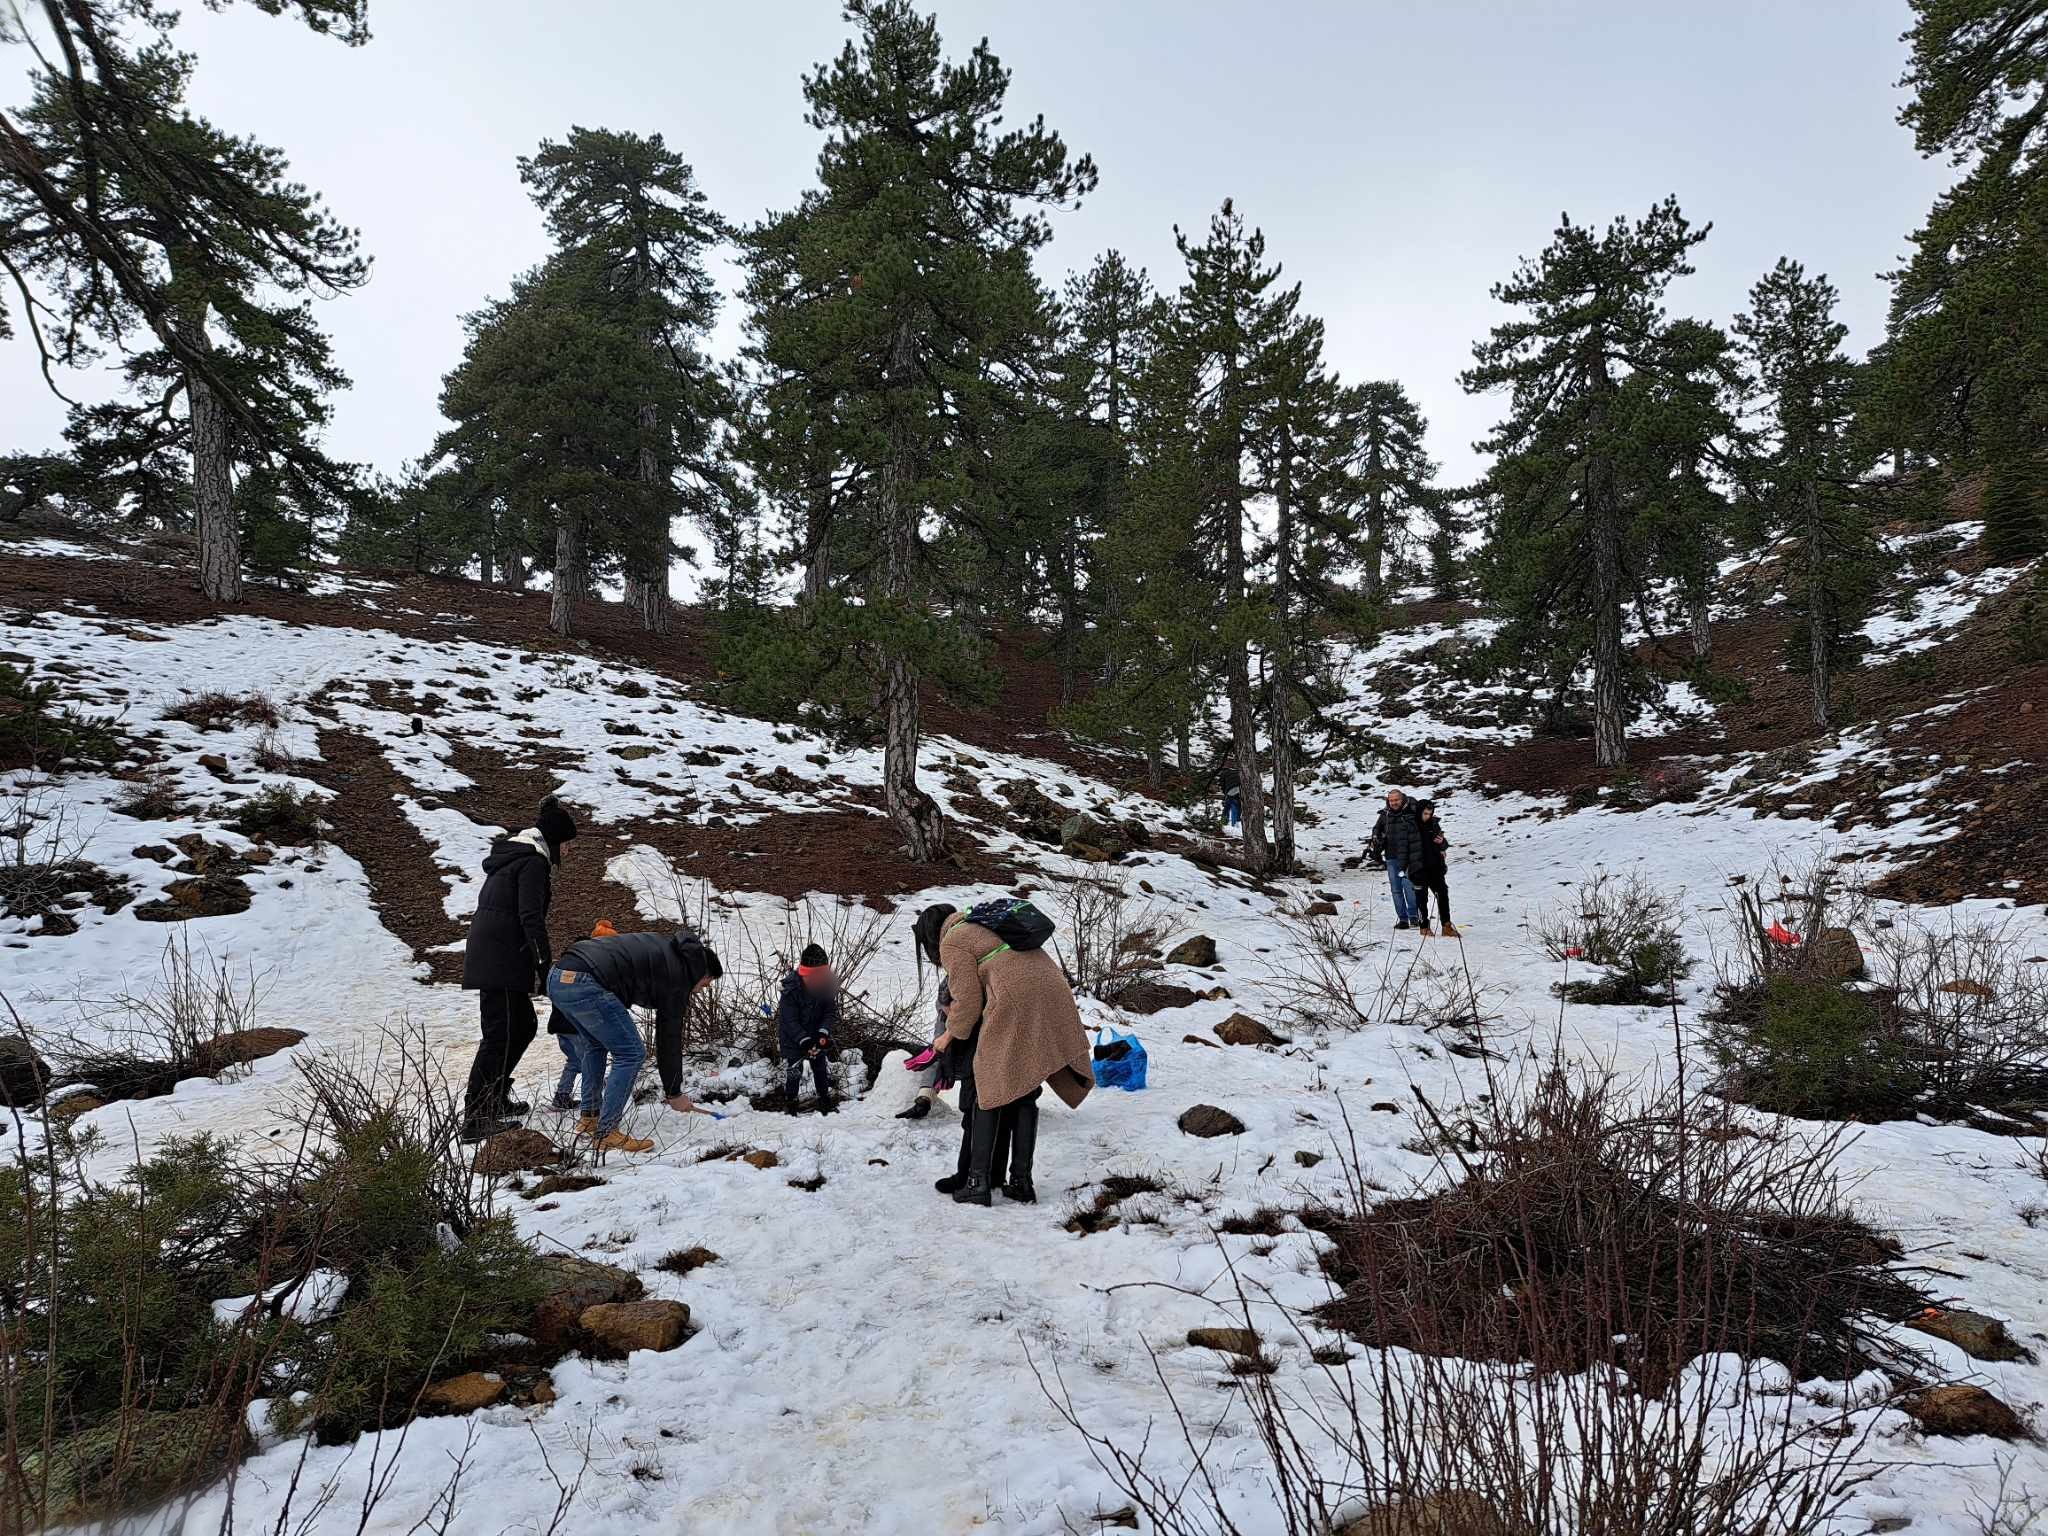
[1736,260,1879,728]
[1464,199,1713,767]
[0,2,368,600]
[745,0,1094,860]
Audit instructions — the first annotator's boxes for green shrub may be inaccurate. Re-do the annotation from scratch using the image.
[0,663,125,772]
[2009,566,2048,665]
[1707,977,1922,1121]
[273,1216,546,1441]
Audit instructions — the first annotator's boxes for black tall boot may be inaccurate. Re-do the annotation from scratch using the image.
[935,1076,976,1194]
[953,1105,995,1206]
[1002,1095,1039,1204]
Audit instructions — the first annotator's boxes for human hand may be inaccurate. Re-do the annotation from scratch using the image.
[665,1093,700,1115]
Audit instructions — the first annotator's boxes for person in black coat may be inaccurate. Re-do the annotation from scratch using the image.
[547,926,724,1151]
[1367,789,1427,931]
[776,943,840,1113]
[1218,758,1243,830]
[459,795,577,1140]
[1409,800,1457,938]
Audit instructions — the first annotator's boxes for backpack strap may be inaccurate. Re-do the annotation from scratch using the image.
[944,913,1008,967]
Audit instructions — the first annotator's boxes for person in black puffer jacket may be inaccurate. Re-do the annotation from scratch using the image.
[1409,799,1457,938]
[548,927,724,1151]
[1368,789,1427,931]
[776,943,840,1113]
[459,795,577,1140]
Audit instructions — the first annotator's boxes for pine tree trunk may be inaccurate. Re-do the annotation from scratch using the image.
[802,463,832,602]
[1223,367,1270,871]
[1690,590,1712,662]
[1807,482,1829,729]
[177,280,240,604]
[1269,424,1297,871]
[1145,738,1162,789]
[878,316,945,862]
[1589,459,1627,769]
[1363,434,1385,604]
[1175,721,1190,778]
[550,512,582,636]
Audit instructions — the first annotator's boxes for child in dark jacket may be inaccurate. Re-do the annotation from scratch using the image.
[1411,801,1458,938]
[777,943,840,1113]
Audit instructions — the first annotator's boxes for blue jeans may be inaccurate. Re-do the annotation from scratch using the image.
[546,967,645,1134]
[1223,795,1241,828]
[1385,856,1421,924]
[553,1031,581,1104]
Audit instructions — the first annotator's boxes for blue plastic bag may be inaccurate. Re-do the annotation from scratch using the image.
[1091,1027,1148,1092]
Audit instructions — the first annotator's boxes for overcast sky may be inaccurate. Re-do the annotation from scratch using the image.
[3,0,1952,496]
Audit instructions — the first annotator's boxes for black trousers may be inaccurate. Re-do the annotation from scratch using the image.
[1415,875,1451,925]
[784,1050,831,1103]
[466,989,537,1115]
[958,1081,1042,1184]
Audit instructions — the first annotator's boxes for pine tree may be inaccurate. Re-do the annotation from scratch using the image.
[1346,380,1440,604]
[0,3,368,602]
[1882,3,2047,482]
[517,128,732,631]
[1170,200,1300,872]
[744,0,1094,860]
[1982,454,2048,562]
[1736,260,1880,729]
[1463,199,1713,767]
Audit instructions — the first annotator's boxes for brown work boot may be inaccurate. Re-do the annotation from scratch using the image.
[577,1115,598,1136]
[594,1128,653,1155]
[1417,922,1435,938]
[1440,921,1462,939]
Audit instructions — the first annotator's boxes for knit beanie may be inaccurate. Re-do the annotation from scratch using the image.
[536,795,578,862]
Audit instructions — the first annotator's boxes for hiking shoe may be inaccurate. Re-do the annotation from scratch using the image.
[1440,922,1462,938]
[594,1129,654,1155]
[459,1116,520,1144]
[577,1114,599,1136]
[550,1092,578,1113]
[1417,923,1435,938]
[934,1172,968,1194]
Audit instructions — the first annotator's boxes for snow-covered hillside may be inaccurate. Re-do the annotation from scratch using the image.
[4,534,2046,1535]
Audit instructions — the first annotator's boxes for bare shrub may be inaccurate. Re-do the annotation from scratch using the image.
[1721,852,1872,986]
[112,767,185,820]
[1535,869,1693,1005]
[39,935,266,1100]
[251,730,299,773]
[1262,908,1500,1036]
[0,783,129,926]
[1316,1065,1927,1389]
[162,689,281,733]
[1049,863,1165,1003]
[1041,1066,1910,1536]
[229,782,329,845]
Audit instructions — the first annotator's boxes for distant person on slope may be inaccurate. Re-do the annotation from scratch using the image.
[459,794,578,1142]
[1218,757,1243,831]
[915,901,1094,1207]
[777,943,841,1114]
[1368,789,1426,932]
[547,926,723,1155]
[1410,800,1458,938]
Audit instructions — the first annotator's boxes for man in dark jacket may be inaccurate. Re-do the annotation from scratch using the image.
[459,795,578,1140]
[547,926,724,1152]
[777,943,840,1113]
[1218,758,1243,830]
[1367,789,1426,931]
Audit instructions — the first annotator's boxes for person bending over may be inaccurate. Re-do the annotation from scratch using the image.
[546,926,722,1155]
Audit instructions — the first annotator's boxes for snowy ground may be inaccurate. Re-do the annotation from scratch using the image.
[5,551,2047,1535]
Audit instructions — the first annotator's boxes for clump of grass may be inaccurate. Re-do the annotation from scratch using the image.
[163,691,280,733]
[1064,1173,1171,1236]
[654,1246,718,1276]
[229,784,328,846]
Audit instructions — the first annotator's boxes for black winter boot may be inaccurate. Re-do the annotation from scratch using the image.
[953,1105,996,1205]
[1002,1096,1039,1204]
[460,1114,520,1144]
[934,1172,967,1194]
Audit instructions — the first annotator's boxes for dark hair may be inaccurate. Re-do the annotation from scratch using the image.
[799,943,829,968]
[911,903,957,971]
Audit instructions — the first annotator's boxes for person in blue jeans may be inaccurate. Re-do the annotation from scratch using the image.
[546,926,722,1153]
[1218,759,1243,830]
[1368,788,1427,932]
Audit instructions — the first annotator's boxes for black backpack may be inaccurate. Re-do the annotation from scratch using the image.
[960,897,1054,956]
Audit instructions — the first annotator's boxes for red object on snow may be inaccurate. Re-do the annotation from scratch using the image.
[1767,922,1801,946]
[1564,946,1585,960]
